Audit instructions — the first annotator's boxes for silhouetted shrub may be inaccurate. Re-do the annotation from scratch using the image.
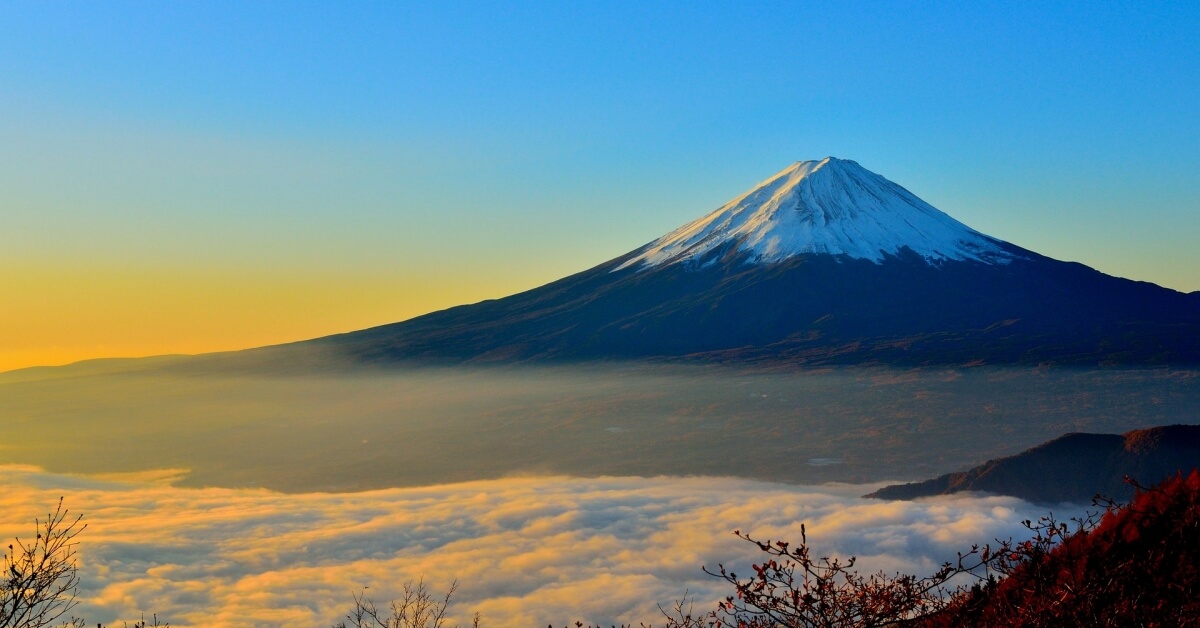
[0,500,167,628]
[334,579,479,628]
[0,498,84,628]
[694,522,1009,627]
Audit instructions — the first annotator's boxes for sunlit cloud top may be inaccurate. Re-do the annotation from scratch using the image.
[0,466,1078,627]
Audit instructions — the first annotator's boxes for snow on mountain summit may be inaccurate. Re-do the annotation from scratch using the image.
[620,157,1017,270]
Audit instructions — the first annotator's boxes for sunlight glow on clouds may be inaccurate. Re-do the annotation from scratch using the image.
[0,467,1075,627]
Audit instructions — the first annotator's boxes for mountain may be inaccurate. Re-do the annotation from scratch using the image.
[250,157,1200,368]
[866,424,1200,504]
[620,157,1014,268]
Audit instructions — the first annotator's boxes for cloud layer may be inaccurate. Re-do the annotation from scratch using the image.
[0,466,1078,627]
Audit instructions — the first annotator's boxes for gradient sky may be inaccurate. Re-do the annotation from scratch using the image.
[3,2,1199,371]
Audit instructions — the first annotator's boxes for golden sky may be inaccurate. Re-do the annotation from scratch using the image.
[0,265,546,372]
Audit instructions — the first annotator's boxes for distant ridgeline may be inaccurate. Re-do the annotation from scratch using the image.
[867,424,1200,504]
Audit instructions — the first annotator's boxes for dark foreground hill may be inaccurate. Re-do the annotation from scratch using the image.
[867,424,1200,503]
[922,471,1200,626]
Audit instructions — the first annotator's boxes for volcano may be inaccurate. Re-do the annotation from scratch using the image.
[289,158,1199,367]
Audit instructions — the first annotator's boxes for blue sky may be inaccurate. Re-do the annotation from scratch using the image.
[2,1,1198,368]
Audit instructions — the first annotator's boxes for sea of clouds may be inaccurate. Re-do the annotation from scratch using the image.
[0,466,1084,627]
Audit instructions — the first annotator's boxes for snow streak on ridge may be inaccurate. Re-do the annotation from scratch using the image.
[620,158,1016,270]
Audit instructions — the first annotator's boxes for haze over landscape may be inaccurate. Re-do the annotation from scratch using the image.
[3,3,1200,626]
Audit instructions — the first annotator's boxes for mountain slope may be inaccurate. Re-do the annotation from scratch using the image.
[244,158,1200,368]
[867,424,1200,503]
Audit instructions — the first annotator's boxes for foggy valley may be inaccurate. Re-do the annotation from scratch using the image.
[2,362,1197,492]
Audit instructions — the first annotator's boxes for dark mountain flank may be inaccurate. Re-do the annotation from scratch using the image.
[270,158,1200,368]
[866,424,1200,503]
[300,246,1200,367]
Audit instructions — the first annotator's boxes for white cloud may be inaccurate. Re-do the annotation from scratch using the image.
[0,466,1079,627]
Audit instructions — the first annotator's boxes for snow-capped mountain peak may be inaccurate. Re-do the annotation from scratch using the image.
[620,157,1016,270]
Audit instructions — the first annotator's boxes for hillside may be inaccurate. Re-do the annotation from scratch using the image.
[922,470,1200,626]
[867,424,1200,503]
